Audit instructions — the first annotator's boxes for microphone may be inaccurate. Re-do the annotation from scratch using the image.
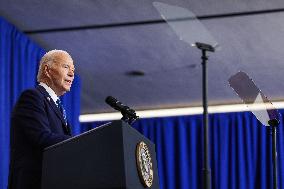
[105,96,137,118]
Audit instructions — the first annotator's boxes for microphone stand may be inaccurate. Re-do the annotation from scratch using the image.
[268,119,280,189]
[121,108,139,125]
[194,42,215,189]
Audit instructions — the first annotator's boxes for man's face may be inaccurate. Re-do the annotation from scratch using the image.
[46,54,75,96]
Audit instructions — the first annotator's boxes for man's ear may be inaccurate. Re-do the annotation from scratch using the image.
[44,64,51,78]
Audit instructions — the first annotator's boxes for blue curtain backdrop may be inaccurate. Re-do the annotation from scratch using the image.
[1,13,284,189]
[0,17,81,189]
[81,110,284,189]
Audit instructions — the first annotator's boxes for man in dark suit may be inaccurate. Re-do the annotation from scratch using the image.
[8,50,75,189]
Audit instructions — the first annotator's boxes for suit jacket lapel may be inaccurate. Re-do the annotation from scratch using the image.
[36,85,70,133]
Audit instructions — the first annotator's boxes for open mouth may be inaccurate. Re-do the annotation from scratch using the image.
[65,79,72,85]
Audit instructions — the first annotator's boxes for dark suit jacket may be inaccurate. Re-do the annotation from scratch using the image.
[8,85,72,189]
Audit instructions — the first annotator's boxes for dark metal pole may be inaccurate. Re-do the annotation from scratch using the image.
[201,49,211,189]
[194,42,215,189]
[272,126,278,189]
[268,119,279,189]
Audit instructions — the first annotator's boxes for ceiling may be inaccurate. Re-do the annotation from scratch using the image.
[1,0,284,115]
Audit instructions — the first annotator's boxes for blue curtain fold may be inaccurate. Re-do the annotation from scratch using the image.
[81,110,284,189]
[0,17,81,189]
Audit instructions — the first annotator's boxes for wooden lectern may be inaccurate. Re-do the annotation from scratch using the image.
[41,120,160,189]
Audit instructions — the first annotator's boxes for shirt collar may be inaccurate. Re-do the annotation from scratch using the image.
[39,82,59,105]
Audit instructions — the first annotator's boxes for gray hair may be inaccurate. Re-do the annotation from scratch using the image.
[37,50,71,82]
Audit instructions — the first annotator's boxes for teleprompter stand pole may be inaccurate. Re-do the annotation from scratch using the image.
[194,42,215,189]
[268,119,280,189]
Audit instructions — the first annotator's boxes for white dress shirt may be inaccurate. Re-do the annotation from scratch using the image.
[39,82,59,106]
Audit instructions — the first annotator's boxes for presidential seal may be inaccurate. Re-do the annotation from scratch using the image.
[136,141,154,187]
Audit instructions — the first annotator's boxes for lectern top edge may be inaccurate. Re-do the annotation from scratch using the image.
[44,121,113,151]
